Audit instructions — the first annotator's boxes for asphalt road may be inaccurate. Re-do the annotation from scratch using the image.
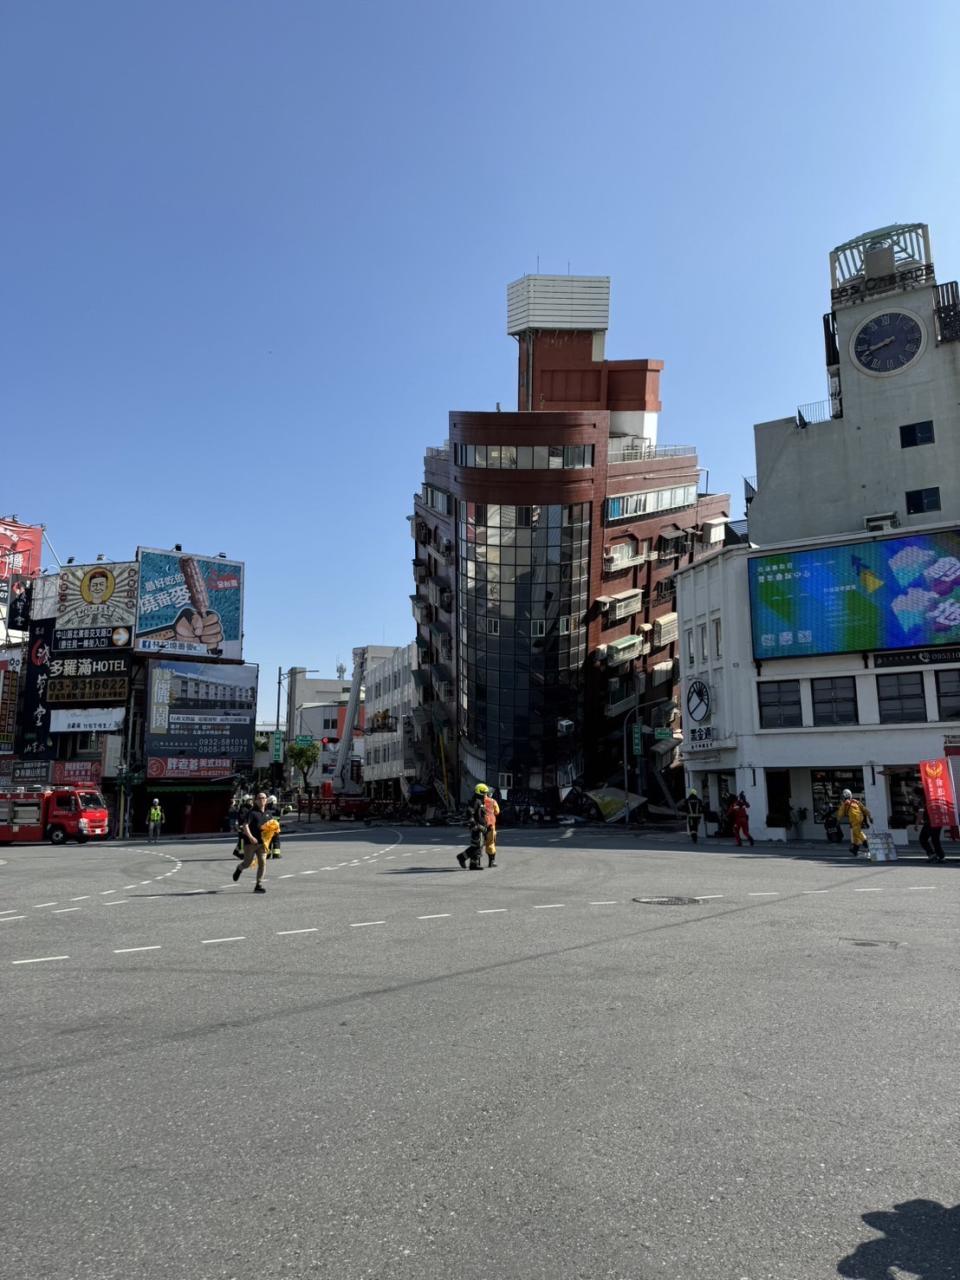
[1,825,957,1280]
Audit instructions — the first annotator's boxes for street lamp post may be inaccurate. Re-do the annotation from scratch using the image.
[622,699,643,828]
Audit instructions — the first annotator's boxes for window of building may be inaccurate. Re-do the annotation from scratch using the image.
[531,619,546,637]
[698,624,708,662]
[905,486,941,514]
[877,672,927,723]
[758,680,802,728]
[936,669,960,720]
[559,616,570,635]
[498,772,513,789]
[713,618,722,659]
[685,628,694,666]
[486,618,500,636]
[606,484,697,522]
[812,676,859,726]
[899,420,935,448]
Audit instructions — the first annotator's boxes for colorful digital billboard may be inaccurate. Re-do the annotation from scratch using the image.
[749,529,960,659]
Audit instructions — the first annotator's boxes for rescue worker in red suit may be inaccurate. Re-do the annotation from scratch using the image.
[728,791,755,847]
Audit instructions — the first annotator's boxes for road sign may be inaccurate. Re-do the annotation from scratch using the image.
[272,731,284,762]
[654,728,674,741]
[295,735,314,747]
[631,724,643,753]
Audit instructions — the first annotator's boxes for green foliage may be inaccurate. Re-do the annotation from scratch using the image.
[287,741,321,789]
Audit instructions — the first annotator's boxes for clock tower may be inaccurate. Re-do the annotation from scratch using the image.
[748,223,960,545]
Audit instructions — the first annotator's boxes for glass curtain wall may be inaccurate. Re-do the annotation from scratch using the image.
[457,500,590,793]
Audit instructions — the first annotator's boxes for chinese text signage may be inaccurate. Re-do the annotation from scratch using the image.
[146,660,257,765]
[135,549,244,660]
[55,562,137,651]
[46,654,131,706]
[920,758,957,828]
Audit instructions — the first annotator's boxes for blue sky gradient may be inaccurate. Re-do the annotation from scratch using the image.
[2,1,957,715]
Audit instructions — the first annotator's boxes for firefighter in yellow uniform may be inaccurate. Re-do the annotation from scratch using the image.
[836,788,871,858]
[476,783,500,867]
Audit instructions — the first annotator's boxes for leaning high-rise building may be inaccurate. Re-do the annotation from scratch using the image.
[409,275,729,806]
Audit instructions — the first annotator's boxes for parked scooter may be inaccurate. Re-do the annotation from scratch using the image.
[818,806,845,844]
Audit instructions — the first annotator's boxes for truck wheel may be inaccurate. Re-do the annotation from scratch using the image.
[48,826,67,846]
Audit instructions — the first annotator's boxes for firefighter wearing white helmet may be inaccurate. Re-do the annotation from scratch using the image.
[836,788,871,857]
[679,787,704,843]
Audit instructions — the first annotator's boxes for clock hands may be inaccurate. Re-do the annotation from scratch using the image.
[861,336,896,355]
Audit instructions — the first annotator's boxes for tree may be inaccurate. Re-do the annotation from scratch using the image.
[287,741,321,791]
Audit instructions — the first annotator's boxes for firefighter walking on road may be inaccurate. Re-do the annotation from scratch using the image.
[728,792,755,847]
[679,789,704,843]
[458,784,494,870]
[837,788,871,857]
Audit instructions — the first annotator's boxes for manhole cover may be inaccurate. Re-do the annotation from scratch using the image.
[633,895,701,907]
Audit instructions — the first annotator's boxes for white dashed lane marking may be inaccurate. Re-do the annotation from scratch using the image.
[533,904,565,910]
[52,908,80,914]
[70,896,90,902]
[589,900,619,905]
[103,900,128,906]
[748,892,779,897]
[1,916,26,923]
[350,920,386,928]
[100,889,117,896]
[113,946,161,954]
[417,913,451,920]
[277,928,318,936]
[477,908,507,914]
[201,936,246,945]
[694,895,723,901]
[34,903,57,909]
[13,955,69,965]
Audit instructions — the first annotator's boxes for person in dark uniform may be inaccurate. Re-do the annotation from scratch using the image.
[679,789,704,843]
[232,794,252,858]
[232,791,268,892]
[457,788,488,870]
[915,789,945,861]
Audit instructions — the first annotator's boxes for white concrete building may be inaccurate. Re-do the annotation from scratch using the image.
[362,642,417,800]
[678,224,960,843]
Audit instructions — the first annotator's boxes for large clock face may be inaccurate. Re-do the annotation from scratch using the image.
[686,680,710,723]
[852,311,924,375]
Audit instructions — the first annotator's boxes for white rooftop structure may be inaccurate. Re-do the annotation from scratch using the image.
[506,274,610,335]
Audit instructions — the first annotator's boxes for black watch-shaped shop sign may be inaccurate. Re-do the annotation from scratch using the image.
[686,679,711,724]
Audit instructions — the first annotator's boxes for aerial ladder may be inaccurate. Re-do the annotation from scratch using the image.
[322,647,370,819]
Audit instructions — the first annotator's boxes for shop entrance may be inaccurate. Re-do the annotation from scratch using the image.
[765,769,792,827]
[885,766,922,829]
[810,768,865,822]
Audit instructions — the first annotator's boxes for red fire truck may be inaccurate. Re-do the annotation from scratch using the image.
[0,786,110,845]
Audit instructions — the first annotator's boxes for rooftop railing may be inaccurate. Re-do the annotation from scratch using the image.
[608,443,696,463]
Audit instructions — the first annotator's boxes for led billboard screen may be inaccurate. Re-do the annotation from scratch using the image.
[749,529,960,659]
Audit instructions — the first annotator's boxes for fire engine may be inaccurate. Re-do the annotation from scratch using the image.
[0,786,110,845]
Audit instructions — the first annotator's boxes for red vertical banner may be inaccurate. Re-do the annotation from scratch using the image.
[920,758,956,827]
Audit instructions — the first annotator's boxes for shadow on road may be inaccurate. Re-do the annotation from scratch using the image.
[381,867,460,875]
[837,1198,960,1279]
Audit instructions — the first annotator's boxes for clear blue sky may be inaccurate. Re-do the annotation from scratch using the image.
[2,1,958,717]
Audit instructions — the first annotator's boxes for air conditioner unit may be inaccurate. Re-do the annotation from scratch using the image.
[864,512,899,532]
[557,719,574,736]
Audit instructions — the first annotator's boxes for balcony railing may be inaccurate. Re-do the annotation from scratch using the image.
[796,397,842,427]
[608,443,697,464]
[603,549,652,573]
[424,444,450,460]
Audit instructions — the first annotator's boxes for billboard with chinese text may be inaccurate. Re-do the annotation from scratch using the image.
[0,520,42,581]
[749,530,960,659]
[55,562,138,651]
[15,618,55,759]
[146,660,257,764]
[46,653,131,706]
[135,549,244,660]
[0,649,22,754]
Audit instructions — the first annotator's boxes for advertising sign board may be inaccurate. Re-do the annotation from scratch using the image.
[135,549,244,660]
[49,708,125,733]
[0,650,22,754]
[146,756,234,781]
[146,660,257,763]
[51,760,103,787]
[55,562,138,651]
[46,654,131,706]
[15,618,55,759]
[749,530,960,659]
[0,520,43,581]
